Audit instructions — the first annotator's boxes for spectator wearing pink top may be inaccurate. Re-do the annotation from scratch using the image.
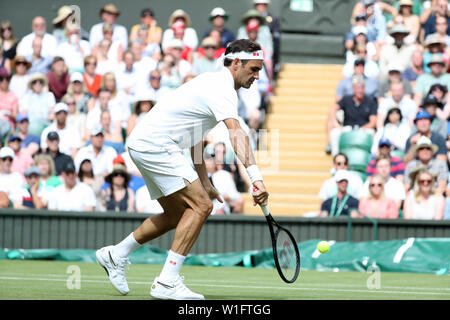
[0,67,18,133]
[7,135,33,177]
[356,174,399,219]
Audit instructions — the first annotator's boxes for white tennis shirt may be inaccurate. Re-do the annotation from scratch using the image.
[127,67,239,153]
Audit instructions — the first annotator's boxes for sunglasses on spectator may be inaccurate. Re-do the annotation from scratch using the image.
[369,183,383,188]
[204,46,216,50]
[357,51,367,54]
[15,61,28,66]
[32,80,44,85]
[1,27,11,32]
[113,172,125,177]
[1,157,13,162]
[150,76,161,80]
[85,61,96,66]
[419,179,432,185]
[0,77,9,82]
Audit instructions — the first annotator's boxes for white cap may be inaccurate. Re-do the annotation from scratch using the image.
[352,25,368,35]
[70,72,83,83]
[54,102,69,114]
[334,170,350,182]
[253,0,271,4]
[210,7,227,18]
[90,123,105,136]
[0,146,15,159]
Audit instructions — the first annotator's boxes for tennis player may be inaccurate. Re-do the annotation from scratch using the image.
[96,39,269,300]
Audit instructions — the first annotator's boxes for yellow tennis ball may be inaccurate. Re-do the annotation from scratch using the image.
[317,241,330,254]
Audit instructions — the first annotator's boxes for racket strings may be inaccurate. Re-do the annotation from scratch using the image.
[275,229,298,281]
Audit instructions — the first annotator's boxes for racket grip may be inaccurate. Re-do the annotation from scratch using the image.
[253,186,270,216]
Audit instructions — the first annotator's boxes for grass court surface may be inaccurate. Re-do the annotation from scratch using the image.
[0,260,449,300]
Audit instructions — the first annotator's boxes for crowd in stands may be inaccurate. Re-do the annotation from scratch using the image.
[322,0,450,220]
[0,1,280,215]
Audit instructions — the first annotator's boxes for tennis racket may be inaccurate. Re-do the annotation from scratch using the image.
[253,187,300,283]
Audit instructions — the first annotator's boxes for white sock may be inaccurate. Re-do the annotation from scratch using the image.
[159,250,185,281]
[112,233,141,258]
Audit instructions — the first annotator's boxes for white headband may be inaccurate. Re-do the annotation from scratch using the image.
[223,50,264,61]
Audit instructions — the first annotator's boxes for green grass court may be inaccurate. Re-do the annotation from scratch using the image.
[0,260,449,300]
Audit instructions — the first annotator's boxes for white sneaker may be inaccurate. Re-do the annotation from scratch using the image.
[150,275,205,300]
[96,245,130,295]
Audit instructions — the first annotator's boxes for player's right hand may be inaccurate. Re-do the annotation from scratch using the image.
[252,181,269,207]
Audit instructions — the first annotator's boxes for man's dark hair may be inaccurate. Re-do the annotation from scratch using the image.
[223,39,261,67]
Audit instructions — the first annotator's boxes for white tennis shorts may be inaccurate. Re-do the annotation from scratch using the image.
[128,148,199,200]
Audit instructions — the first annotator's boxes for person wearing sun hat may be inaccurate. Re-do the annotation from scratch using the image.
[162,9,198,51]
[9,55,32,102]
[100,163,135,212]
[202,7,235,48]
[89,4,128,49]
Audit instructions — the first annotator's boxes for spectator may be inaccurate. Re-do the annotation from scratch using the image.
[132,24,161,61]
[378,64,414,103]
[91,23,123,64]
[169,21,194,64]
[404,167,444,219]
[114,50,139,103]
[54,24,91,74]
[404,109,448,163]
[51,5,76,45]
[0,191,9,208]
[77,157,104,210]
[27,36,53,75]
[0,146,24,204]
[367,137,406,181]
[126,91,156,136]
[93,39,116,76]
[342,44,380,79]
[89,4,128,50]
[162,9,198,52]
[346,25,378,61]
[396,0,420,43]
[74,124,117,177]
[404,136,448,193]
[357,174,399,219]
[128,39,158,78]
[377,81,417,129]
[164,39,192,81]
[422,34,448,74]
[327,75,378,156]
[62,94,87,146]
[402,49,424,90]
[33,153,62,191]
[83,55,103,97]
[129,8,162,45]
[336,61,380,101]
[363,155,406,209]
[12,166,47,209]
[319,170,360,217]
[9,56,32,103]
[100,109,123,149]
[414,54,450,107]
[8,135,33,177]
[191,37,220,75]
[428,84,448,120]
[47,161,96,211]
[100,72,130,130]
[46,56,70,101]
[100,164,135,212]
[378,24,415,77]
[135,185,164,214]
[0,20,18,61]
[44,131,74,176]
[0,67,18,133]
[137,69,171,100]
[40,102,82,158]
[16,16,57,59]
[15,113,40,156]
[351,0,389,43]
[411,94,448,139]
[319,153,364,200]
[103,154,145,193]
[159,52,183,90]
[67,72,95,114]
[202,7,235,48]
[21,73,56,125]
[427,14,450,48]
[420,0,450,41]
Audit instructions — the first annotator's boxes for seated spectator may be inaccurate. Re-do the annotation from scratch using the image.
[164,39,192,81]
[159,51,183,90]
[428,84,448,120]
[44,131,75,176]
[420,0,450,42]
[319,153,364,200]
[0,20,18,62]
[101,154,145,194]
[15,113,40,156]
[91,23,123,64]
[336,62,379,102]
[129,8,162,46]
[414,54,450,107]
[126,91,156,136]
[320,170,360,217]
[162,9,198,52]
[402,49,424,90]
[12,166,47,209]
[131,24,161,61]
[378,24,415,77]
[83,56,103,98]
[404,167,444,220]
[128,39,158,81]
[367,137,406,181]
[422,34,449,74]
[55,24,91,74]
[346,25,378,61]
[74,124,117,177]
[345,12,377,51]
[100,110,124,153]
[170,21,194,64]
[93,39,116,76]
[0,146,24,203]
[362,155,406,209]
[427,14,450,48]
[404,109,447,163]
[62,94,87,146]
[351,0,389,44]
[89,4,128,50]
[51,5,78,45]
[8,135,33,177]
[21,73,56,125]
[378,64,414,103]
[16,16,57,59]
[47,162,97,211]
[100,164,135,212]
[0,67,18,134]
[203,7,235,48]
[100,72,131,130]
[136,69,171,100]
[328,75,378,156]
[33,153,62,191]
[404,136,448,194]
[77,157,104,210]
[114,50,139,104]
[356,174,399,219]
[46,56,70,101]
[40,102,82,158]
[135,185,164,214]
[67,72,95,114]
[395,0,420,44]
[342,44,380,79]
[27,36,53,75]
[9,55,31,103]
[411,94,448,139]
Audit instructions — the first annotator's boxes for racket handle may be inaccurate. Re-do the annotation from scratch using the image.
[253,186,270,216]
